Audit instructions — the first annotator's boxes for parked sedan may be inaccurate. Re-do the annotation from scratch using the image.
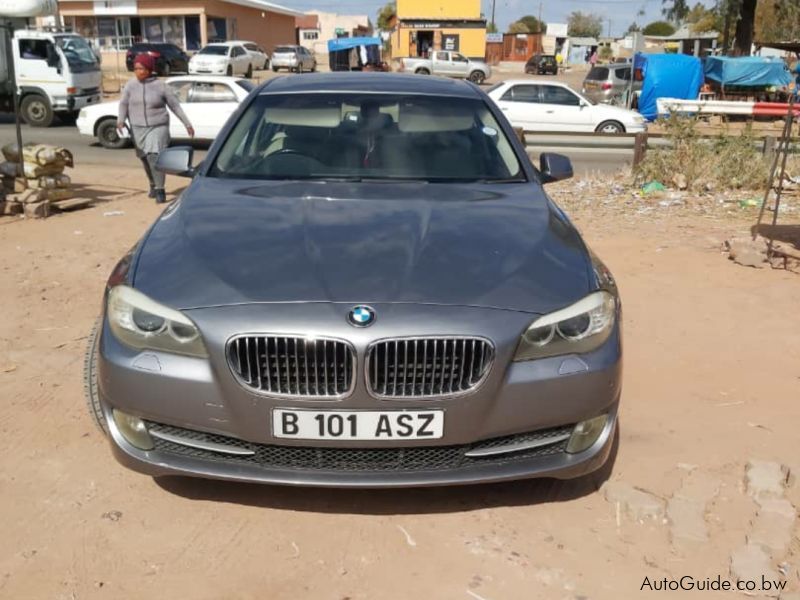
[487,79,646,133]
[189,42,254,77]
[271,45,316,72]
[85,73,622,488]
[125,43,189,76]
[76,76,254,149]
[241,41,270,70]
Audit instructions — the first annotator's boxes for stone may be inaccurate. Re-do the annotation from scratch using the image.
[603,481,665,522]
[748,499,796,558]
[727,239,768,269]
[730,544,782,595]
[746,460,788,503]
[673,173,688,190]
[23,201,50,219]
[668,497,708,543]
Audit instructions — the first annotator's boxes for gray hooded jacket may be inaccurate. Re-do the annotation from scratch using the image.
[118,76,192,130]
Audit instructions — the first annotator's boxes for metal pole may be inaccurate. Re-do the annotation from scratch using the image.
[491,0,496,31]
[2,21,25,184]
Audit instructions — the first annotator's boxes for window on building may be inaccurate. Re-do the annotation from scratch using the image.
[143,17,164,42]
[303,31,319,41]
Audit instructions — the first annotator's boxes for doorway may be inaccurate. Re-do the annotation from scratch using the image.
[415,30,433,57]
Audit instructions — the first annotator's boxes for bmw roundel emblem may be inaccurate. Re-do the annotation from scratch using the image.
[348,305,376,327]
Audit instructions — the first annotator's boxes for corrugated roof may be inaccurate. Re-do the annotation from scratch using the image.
[569,37,598,46]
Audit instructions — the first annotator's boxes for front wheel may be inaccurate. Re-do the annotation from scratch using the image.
[272,65,279,72]
[245,64,253,78]
[97,118,129,149]
[415,68,430,75]
[21,94,54,127]
[468,70,486,85]
[83,319,108,434]
[226,64,233,76]
[595,120,625,134]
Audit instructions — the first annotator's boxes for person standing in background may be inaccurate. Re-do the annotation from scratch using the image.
[117,53,194,204]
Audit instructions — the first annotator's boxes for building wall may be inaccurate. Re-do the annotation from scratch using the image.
[397,0,480,19]
[394,27,485,59]
[306,11,369,54]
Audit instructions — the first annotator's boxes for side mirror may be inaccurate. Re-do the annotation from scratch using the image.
[156,146,196,177]
[539,152,573,183]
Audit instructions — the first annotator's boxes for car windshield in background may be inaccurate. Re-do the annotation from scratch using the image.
[209,93,524,183]
[56,36,98,70]
[274,46,297,54]
[199,46,228,55]
[586,66,609,80]
[236,80,256,92]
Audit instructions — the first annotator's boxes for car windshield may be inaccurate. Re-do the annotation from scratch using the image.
[56,36,98,70]
[274,46,297,54]
[236,80,256,92]
[209,93,524,183]
[199,46,228,55]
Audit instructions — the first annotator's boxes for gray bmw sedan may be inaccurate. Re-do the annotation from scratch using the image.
[86,73,622,487]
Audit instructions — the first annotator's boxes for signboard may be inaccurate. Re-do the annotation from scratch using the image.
[442,33,459,51]
[486,33,503,43]
[93,0,137,15]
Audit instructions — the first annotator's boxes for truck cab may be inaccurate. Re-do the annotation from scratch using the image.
[6,29,102,126]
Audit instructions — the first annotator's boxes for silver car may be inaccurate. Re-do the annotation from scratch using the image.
[85,73,622,488]
[582,63,640,105]
[271,45,316,73]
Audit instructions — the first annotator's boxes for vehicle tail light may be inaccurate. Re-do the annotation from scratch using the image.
[602,82,613,90]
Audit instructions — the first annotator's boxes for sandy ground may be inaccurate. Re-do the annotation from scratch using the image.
[1,165,799,600]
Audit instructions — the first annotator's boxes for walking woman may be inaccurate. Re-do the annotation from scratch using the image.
[117,53,194,204]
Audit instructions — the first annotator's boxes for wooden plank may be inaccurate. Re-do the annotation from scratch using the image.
[51,198,93,211]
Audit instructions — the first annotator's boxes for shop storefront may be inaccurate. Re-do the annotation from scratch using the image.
[392,0,486,60]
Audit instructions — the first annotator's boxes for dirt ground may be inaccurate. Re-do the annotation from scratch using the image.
[1,165,799,600]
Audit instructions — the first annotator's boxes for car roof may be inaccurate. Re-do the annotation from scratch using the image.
[498,79,569,86]
[166,75,246,84]
[258,73,483,98]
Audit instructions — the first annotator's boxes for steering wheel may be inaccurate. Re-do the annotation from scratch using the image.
[271,148,306,157]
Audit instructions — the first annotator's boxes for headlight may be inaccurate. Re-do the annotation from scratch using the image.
[513,291,616,361]
[107,285,207,357]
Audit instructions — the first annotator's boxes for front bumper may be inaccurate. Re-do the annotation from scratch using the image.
[189,63,227,74]
[97,302,622,487]
[53,92,100,112]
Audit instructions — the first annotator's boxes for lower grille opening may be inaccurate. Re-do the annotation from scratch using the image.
[145,421,572,473]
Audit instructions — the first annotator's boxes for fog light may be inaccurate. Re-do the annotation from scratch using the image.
[113,409,154,450]
[566,414,608,454]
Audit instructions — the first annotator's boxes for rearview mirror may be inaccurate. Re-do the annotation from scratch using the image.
[156,146,196,178]
[539,152,573,183]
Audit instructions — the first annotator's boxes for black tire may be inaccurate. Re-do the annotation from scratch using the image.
[226,64,233,76]
[84,319,108,434]
[21,94,54,127]
[415,68,430,75]
[468,70,485,85]
[272,66,279,72]
[96,118,129,149]
[297,63,303,74]
[263,59,269,70]
[245,64,253,78]
[595,120,625,134]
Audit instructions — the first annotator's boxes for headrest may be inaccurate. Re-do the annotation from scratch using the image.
[398,101,474,132]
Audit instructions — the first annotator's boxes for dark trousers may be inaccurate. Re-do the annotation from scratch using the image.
[139,154,165,191]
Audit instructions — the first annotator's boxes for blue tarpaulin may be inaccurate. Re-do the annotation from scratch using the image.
[635,53,704,121]
[327,37,382,52]
[703,56,791,87]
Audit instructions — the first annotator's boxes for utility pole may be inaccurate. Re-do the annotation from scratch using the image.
[491,0,496,31]
[608,18,611,37]
[538,0,542,32]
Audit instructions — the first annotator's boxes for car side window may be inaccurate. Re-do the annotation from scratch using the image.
[19,39,49,60]
[168,81,192,102]
[452,53,468,63]
[615,68,631,81]
[541,86,581,106]
[244,43,257,52]
[190,82,237,103]
[235,47,247,57]
[501,85,540,103]
[435,52,449,61]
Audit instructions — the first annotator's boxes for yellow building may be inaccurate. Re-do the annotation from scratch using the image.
[392,0,486,60]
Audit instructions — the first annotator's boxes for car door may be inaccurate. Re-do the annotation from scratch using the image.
[432,51,453,76]
[165,80,195,138]
[450,52,470,77]
[493,84,544,131]
[538,84,593,132]
[233,46,249,74]
[187,81,239,138]
[16,37,65,94]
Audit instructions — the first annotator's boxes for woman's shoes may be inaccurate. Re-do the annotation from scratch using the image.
[148,185,155,199]
[154,189,167,204]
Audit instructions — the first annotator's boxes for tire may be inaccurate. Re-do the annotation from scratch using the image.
[83,318,108,434]
[272,66,278,72]
[468,70,485,85]
[245,64,253,78]
[415,68,430,75]
[96,118,129,150]
[263,60,269,70]
[20,94,54,127]
[595,120,625,134]
[226,64,233,76]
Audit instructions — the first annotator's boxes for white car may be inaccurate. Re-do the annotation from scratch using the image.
[76,76,254,149]
[188,42,254,77]
[240,41,270,71]
[487,79,646,134]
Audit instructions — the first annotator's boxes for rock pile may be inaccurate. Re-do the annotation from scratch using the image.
[0,143,88,219]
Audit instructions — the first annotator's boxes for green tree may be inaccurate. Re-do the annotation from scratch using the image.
[376,2,396,31]
[685,2,720,32]
[508,21,530,33]
[487,21,499,34]
[625,22,642,34]
[567,11,603,38]
[756,0,800,43]
[519,15,546,33]
[662,0,690,22]
[642,20,677,35]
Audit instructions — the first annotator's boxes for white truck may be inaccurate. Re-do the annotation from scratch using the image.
[0,26,102,126]
[396,51,492,85]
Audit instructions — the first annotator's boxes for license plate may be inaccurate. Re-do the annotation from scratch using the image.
[585,82,598,89]
[273,409,444,441]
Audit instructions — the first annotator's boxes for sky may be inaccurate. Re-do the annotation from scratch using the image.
[271,0,701,39]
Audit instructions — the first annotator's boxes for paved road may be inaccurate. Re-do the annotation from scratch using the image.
[0,113,631,175]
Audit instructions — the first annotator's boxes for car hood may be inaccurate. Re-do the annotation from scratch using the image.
[593,104,640,121]
[132,179,592,314]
